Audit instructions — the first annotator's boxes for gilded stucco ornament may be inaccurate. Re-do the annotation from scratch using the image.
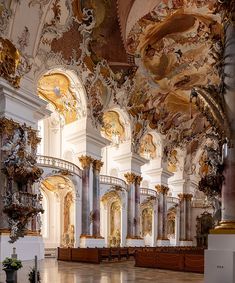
[124,172,136,184]
[139,133,156,159]
[155,185,169,195]
[92,159,103,172]
[78,155,93,169]
[0,37,31,88]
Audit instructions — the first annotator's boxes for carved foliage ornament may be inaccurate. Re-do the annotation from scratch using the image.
[178,193,193,201]
[0,37,31,88]
[124,172,142,185]
[93,159,103,172]
[155,185,169,195]
[78,155,93,169]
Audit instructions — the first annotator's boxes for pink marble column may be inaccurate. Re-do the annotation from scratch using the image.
[135,175,142,237]
[156,185,169,240]
[216,20,235,230]
[125,173,142,238]
[79,155,93,236]
[178,193,193,241]
[125,173,136,238]
[92,159,103,237]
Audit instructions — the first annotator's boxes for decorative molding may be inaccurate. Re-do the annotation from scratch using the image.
[178,193,193,201]
[92,159,103,173]
[78,155,93,169]
[0,37,31,88]
[155,185,169,195]
[124,172,136,184]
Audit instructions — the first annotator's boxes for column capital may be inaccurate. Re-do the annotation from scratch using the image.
[92,159,103,172]
[135,175,143,186]
[155,185,169,195]
[78,155,93,169]
[124,172,142,185]
[124,172,136,184]
[178,193,193,201]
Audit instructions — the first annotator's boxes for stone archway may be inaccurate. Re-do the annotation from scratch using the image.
[40,174,77,249]
[100,189,126,247]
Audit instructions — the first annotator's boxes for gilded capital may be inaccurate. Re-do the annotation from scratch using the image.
[135,175,143,186]
[178,193,193,201]
[155,185,169,195]
[93,159,103,172]
[78,155,93,169]
[124,172,136,184]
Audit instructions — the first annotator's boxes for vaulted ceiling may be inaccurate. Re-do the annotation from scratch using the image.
[0,0,227,176]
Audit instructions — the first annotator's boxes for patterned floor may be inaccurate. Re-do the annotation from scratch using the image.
[0,258,204,283]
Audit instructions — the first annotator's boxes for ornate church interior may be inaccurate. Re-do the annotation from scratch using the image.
[0,0,234,282]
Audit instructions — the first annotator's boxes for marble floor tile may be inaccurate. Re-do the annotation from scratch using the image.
[0,258,204,283]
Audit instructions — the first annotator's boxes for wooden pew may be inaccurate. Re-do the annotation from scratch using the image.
[110,248,120,260]
[120,247,129,259]
[57,247,72,261]
[135,248,205,273]
[71,248,100,264]
[184,254,204,273]
[99,248,111,261]
[155,253,184,271]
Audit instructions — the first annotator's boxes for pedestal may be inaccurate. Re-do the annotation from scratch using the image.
[0,235,44,261]
[178,240,193,246]
[126,238,144,247]
[80,236,105,248]
[205,234,235,283]
[156,239,170,246]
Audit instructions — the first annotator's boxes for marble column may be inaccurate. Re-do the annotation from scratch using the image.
[92,159,103,237]
[213,19,235,231]
[156,185,170,245]
[78,155,93,236]
[205,12,235,283]
[125,172,144,246]
[125,172,136,238]
[135,175,142,237]
[178,193,193,245]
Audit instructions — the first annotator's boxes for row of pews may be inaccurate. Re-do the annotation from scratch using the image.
[57,247,139,264]
[135,247,205,273]
[57,246,205,273]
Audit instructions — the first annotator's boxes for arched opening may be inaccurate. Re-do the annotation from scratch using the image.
[40,174,76,249]
[167,207,177,245]
[36,68,87,159]
[101,190,122,247]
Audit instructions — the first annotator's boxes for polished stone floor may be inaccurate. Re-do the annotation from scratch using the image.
[0,258,204,283]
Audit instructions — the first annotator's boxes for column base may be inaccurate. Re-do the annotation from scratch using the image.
[126,238,144,247]
[178,240,193,246]
[156,239,170,246]
[80,236,105,248]
[205,234,235,283]
[0,234,44,261]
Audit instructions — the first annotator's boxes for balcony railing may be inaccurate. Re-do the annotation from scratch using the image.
[36,155,82,177]
[167,196,179,204]
[140,188,158,197]
[100,175,127,190]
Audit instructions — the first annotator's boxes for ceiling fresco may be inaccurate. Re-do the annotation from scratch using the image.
[101,110,125,143]
[38,73,78,124]
[0,0,229,181]
[139,133,156,160]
